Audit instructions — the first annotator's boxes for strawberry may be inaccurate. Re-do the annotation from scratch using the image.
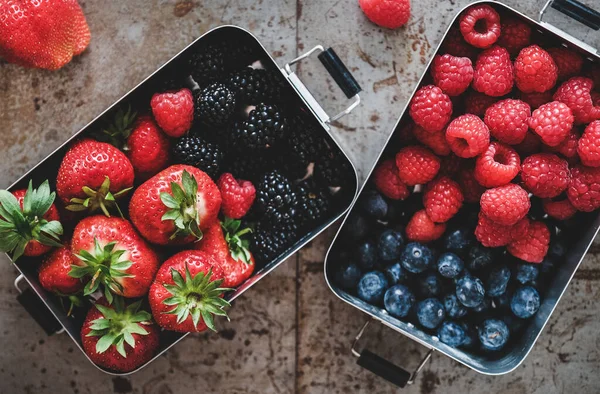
[151,89,194,137]
[0,180,63,261]
[195,218,255,288]
[217,173,256,219]
[56,139,134,216]
[81,296,159,373]
[129,165,221,245]
[148,250,230,333]
[0,0,90,70]
[39,243,82,295]
[70,216,160,301]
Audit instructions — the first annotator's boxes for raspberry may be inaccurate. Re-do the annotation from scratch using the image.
[474,142,521,188]
[373,159,410,200]
[547,47,584,81]
[521,153,569,198]
[577,121,600,167]
[567,165,600,212]
[409,85,453,133]
[359,0,411,29]
[441,28,479,60]
[439,154,461,177]
[458,167,486,203]
[514,45,558,93]
[397,121,417,145]
[445,114,490,158]
[395,146,441,186]
[519,90,554,109]
[497,18,531,56]
[593,91,600,107]
[150,88,194,137]
[217,173,256,219]
[431,54,474,96]
[459,4,501,49]
[480,184,530,226]
[475,213,529,248]
[553,77,600,124]
[422,177,464,223]
[548,127,579,161]
[507,221,550,263]
[514,132,542,157]
[472,46,514,97]
[412,125,451,156]
[406,209,446,242]
[529,101,574,147]
[543,197,577,220]
[464,90,497,117]
[484,99,531,145]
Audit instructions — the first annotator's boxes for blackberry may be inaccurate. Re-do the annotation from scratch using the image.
[195,82,236,126]
[224,153,272,182]
[228,67,282,104]
[288,114,327,164]
[172,136,225,178]
[255,170,298,226]
[251,221,298,264]
[229,103,287,151]
[188,45,225,87]
[314,148,354,187]
[270,151,308,181]
[223,43,258,69]
[296,178,331,228]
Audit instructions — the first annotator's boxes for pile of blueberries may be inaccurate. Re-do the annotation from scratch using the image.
[333,188,567,352]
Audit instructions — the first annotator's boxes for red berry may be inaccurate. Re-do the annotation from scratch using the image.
[373,159,410,200]
[497,18,531,56]
[395,146,441,186]
[480,184,530,226]
[458,167,486,203]
[543,197,577,220]
[412,124,451,156]
[406,209,446,242]
[459,4,501,49]
[518,90,554,109]
[151,88,194,137]
[472,46,514,97]
[422,177,464,223]
[553,77,600,124]
[514,131,542,157]
[397,121,417,145]
[521,153,569,198]
[529,101,574,147]
[217,173,256,219]
[441,28,479,60]
[547,47,583,81]
[507,220,550,263]
[593,91,600,107]
[577,121,600,167]
[359,0,411,29]
[484,99,531,145]
[127,116,171,179]
[548,127,579,161]
[474,142,521,188]
[431,54,474,96]
[439,154,461,177]
[409,85,453,133]
[475,213,529,248]
[514,45,558,93]
[567,165,600,212]
[464,90,498,117]
[445,114,490,158]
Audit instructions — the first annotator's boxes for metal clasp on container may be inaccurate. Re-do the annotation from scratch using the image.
[539,0,599,55]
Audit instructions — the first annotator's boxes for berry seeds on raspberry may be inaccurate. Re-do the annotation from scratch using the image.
[458,167,486,203]
[514,45,558,93]
[459,4,501,49]
[528,101,574,147]
[359,0,411,29]
[422,177,464,223]
[431,54,474,97]
[445,114,490,158]
[568,165,600,212]
[497,18,531,56]
[507,220,550,263]
[480,184,530,226]
[409,85,453,133]
[150,88,194,137]
[412,125,451,156]
[472,46,514,97]
[543,197,577,220]
[373,159,410,200]
[218,173,256,219]
[578,121,600,167]
[475,212,529,248]
[474,142,521,188]
[484,99,531,145]
[521,153,569,198]
[554,77,600,124]
[395,146,441,186]
[547,47,584,81]
[406,209,446,242]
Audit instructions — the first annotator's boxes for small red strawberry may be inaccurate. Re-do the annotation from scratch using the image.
[148,250,230,333]
[39,243,82,295]
[0,181,63,261]
[151,89,194,137]
[81,296,159,373]
[372,159,410,200]
[70,216,160,301]
[129,165,221,245]
[57,139,134,216]
[218,173,256,219]
[405,209,446,242]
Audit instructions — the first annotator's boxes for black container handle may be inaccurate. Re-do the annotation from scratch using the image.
[15,275,63,336]
[317,48,362,99]
[541,0,600,30]
[352,319,434,388]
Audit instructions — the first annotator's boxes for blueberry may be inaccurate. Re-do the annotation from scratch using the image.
[442,228,473,254]
[377,229,404,262]
[385,200,405,223]
[492,292,510,310]
[384,285,415,318]
[456,275,485,308]
[502,314,525,333]
[539,255,557,275]
[335,262,362,290]
[443,294,468,319]
[384,262,406,284]
[470,297,491,313]
[478,319,509,351]
[357,271,389,304]
[438,321,467,347]
[342,213,370,241]
[417,273,442,298]
[359,190,388,219]
[511,286,541,319]
[401,242,434,273]
[467,245,494,271]
[437,253,464,278]
[485,265,511,297]
[461,324,477,349]
[515,264,539,285]
[357,241,377,270]
[416,298,446,329]
[548,240,566,259]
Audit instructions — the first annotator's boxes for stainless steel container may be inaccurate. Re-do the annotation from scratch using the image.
[324,0,600,388]
[7,25,362,375]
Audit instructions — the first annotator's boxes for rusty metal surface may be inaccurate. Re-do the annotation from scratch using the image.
[0,0,599,393]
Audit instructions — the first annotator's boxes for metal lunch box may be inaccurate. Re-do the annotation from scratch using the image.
[6,25,363,375]
[324,0,600,388]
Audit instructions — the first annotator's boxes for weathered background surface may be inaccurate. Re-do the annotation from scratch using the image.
[1,0,599,393]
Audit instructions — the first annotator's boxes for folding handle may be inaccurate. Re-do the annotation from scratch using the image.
[551,0,600,30]
[317,48,362,99]
[15,275,63,336]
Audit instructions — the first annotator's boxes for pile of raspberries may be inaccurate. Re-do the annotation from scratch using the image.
[373,4,600,264]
